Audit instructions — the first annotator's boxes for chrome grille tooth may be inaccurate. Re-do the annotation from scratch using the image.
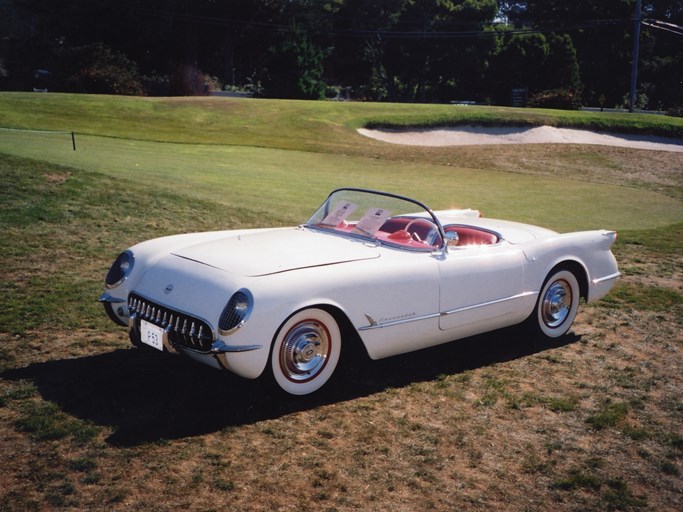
[174,316,180,332]
[162,312,168,326]
[156,309,162,324]
[182,319,188,335]
[198,325,204,340]
[189,322,197,346]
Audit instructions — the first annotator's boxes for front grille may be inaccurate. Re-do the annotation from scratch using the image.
[128,293,214,352]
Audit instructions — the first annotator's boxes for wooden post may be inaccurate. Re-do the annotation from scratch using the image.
[71,131,76,151]
[629,0,642,112]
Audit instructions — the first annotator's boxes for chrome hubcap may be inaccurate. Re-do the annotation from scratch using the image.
[541,280,572,328]
[280,321,330,382]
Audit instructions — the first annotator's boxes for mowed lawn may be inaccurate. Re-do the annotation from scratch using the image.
[0,94,681,511]
[0,94,681,232]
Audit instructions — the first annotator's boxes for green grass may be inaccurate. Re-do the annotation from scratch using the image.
[15,401,99,443]
[0,154,272,335]
[618,223,683,255]
[600,283,683,315]
[1,95,681,232]
[586,401,629,430]
[1,93,682,145]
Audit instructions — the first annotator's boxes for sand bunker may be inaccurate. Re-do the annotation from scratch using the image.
[358,125,683,152]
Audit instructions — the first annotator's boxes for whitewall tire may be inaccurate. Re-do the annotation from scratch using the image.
[534,269,580,339]
[269,308,341,396]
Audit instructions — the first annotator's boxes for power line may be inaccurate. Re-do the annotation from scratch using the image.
[331,19,631,40]
[120,1,634,40]
[642,19,683,37]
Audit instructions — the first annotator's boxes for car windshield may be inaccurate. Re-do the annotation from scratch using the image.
[305,188,445,251]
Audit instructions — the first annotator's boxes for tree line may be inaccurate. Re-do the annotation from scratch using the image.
[1,0,681,111]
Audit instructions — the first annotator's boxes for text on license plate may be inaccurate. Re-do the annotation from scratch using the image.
[140,319,164,351]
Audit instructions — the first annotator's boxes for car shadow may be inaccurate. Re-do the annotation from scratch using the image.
[2,327,579,446]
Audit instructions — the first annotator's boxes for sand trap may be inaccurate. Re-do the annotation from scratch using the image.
[358,125,683,152]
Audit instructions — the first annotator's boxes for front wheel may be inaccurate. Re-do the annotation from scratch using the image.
[532,269,580,339]
[269,308,341,396]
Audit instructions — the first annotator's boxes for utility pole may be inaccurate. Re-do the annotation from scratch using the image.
[629,0,642,112]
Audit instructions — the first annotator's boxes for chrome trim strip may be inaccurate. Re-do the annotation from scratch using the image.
[169,341,263,356]
[358,291,537,332]
[210,341,263,353]
[441,291,537,316]
[358,312,441,331]
[592,272,621,284]
[98,292,126,304]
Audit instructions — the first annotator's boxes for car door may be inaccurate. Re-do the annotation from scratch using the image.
[438,243,529,332]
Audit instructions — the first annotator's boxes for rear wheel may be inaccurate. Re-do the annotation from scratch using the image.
[269,308,341,396]
[532,268,580,339]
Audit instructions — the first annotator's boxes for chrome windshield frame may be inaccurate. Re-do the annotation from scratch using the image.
[304,188,447,252]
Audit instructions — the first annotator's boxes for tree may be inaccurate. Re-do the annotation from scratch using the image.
[260,23,327,99]
[497,0,649,107]
[0,0,679,108]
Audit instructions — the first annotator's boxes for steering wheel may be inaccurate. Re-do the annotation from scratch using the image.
[404,218,439,244]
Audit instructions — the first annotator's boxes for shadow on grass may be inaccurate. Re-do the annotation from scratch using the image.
[2,327,579,446]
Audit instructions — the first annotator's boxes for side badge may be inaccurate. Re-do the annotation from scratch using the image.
[164,284,174,295]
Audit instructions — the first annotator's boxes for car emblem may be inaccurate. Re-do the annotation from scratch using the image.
[164,284,174,294]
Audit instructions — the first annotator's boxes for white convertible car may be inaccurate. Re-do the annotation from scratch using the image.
[100,188,619,396]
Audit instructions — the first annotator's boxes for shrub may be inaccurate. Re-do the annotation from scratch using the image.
[63,44,144,96]
[528,88,581,109]
[142,74,171,96]
[666,105,683,118]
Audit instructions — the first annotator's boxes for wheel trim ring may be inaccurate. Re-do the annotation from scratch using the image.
[541,279,572,328]
[279,320,331,383]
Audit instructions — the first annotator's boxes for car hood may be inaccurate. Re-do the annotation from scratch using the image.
[171,227,380,277]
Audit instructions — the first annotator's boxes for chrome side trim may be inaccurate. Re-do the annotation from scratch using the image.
[98,292,126,304]
[210,341,263,353]
[440,291,537,316]
[358,291,537,332]
[358,312,441,331]
[592,272,621,284]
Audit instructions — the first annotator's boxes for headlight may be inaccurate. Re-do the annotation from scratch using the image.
[219,289,253,335]
[105,250,134,289]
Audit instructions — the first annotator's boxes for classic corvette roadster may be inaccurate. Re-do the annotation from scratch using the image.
[100,188,619,395]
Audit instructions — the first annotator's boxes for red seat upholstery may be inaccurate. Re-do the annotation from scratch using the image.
[444,225,498,246]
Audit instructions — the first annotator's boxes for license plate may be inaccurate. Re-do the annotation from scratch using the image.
[140,319,164,351]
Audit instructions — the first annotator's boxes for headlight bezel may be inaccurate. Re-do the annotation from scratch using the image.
[218,289,254,336]
[105,250,135,289]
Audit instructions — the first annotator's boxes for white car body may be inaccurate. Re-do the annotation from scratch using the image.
[100,188,619,395]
